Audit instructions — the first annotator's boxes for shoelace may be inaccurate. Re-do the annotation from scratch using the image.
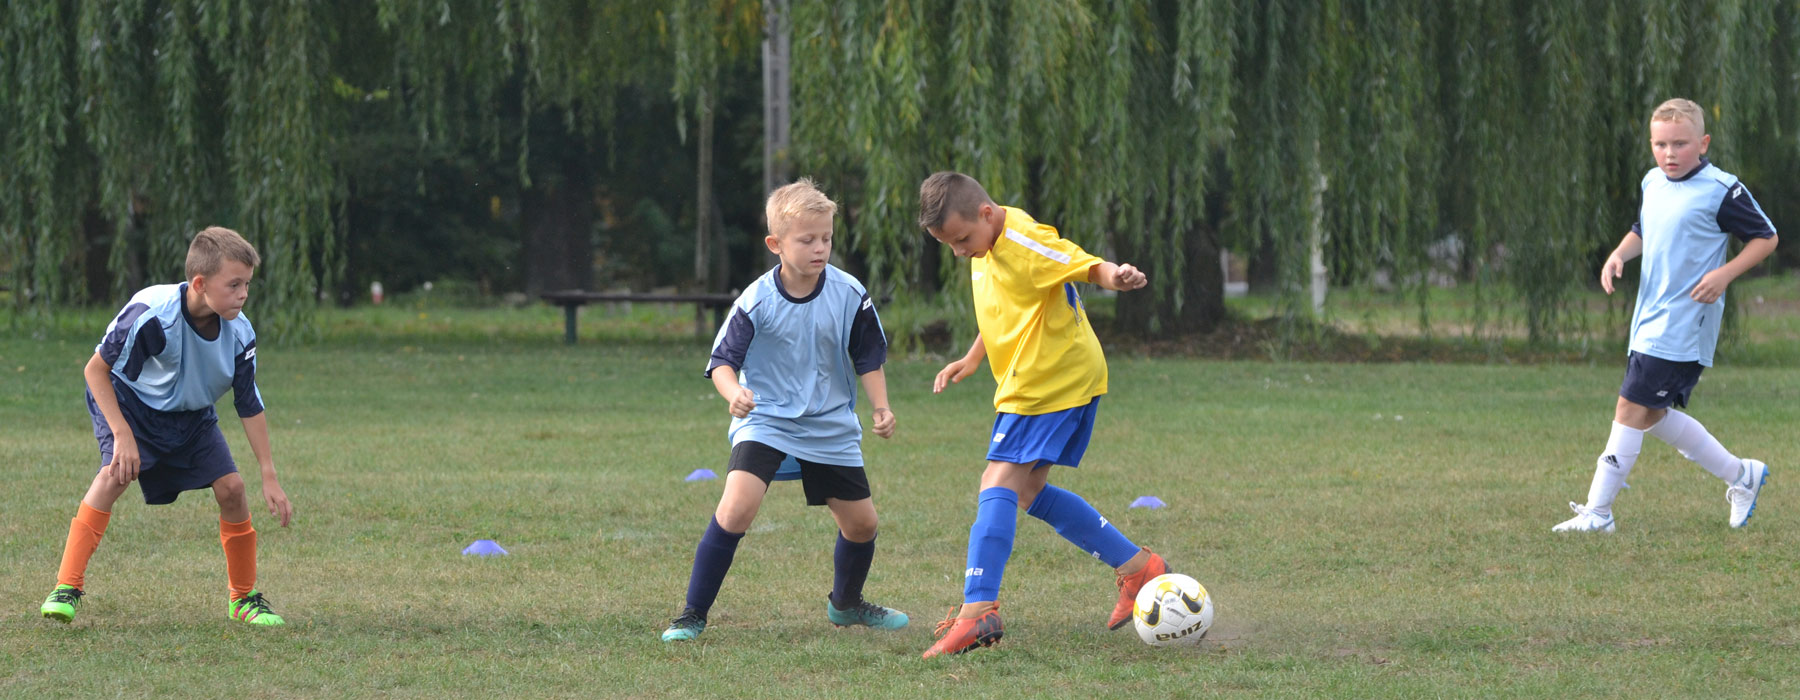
[235,593,275,616]
[931,603,999,638]
[1727,485,1755,506]
[846,599,889,619]
[670,610,705,629]
[49,588,83,605]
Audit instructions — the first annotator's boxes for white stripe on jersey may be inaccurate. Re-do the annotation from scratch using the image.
[1005,229,1071,265]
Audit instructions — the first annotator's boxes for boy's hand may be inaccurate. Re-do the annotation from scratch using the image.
[933,358,978,394]
[1111,263,1148,291]
[1691,268,1734,304]
[105,435,141,486]
[727,386,757,418]
[871,407,896,438]
[263,479,293,527]
[1600,254,1626,294]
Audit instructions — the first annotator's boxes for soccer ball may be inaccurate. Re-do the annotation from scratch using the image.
[1132,573,1213,647]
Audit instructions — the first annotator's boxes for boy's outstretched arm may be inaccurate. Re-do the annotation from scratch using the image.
[1088,262,1148,292]
[1692,234,1779,303]
[858,368,896,439]
[1600,231,1643,294]
[240,412,292,527]
[84,353,140,486]
[934,334,986,394]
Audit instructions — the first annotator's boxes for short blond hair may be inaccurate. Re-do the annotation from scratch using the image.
[765,178,837,237]
[917,171,992,231]
[1650,98,1706,135]
[185,226,261,279]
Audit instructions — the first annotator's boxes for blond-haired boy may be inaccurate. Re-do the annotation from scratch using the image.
[917,171,1168,658]
[1555,98,1779,533]
[41,226,294,626]
[661,178,908,642]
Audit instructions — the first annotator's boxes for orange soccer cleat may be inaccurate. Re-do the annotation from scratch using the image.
[1108,549,1169,630]
[920,605,1004,659]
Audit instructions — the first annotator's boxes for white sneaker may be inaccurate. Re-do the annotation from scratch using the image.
[1552,502,1616,533]
[1727,459,1769,529]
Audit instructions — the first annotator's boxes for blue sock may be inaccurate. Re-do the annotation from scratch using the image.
[682,516,745,615]
[1025,485,1140,569]
[831,531,876,607]
[962,487,1018,604]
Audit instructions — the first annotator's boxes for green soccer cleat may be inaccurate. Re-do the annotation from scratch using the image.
[41,585,84,623]
[661,608,707,642]
[227,590,286,626]
[826,596,909,630]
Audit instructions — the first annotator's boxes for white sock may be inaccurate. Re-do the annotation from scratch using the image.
[1585,422,1643,516]
[1646,410,1743,485]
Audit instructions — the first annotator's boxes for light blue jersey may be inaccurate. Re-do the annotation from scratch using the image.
[97,283,263,418]
[1629,159,1776,366]
[706,264,886,469]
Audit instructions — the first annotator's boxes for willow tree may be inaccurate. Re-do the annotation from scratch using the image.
[1,0,758,336]
[787,0,1800,344]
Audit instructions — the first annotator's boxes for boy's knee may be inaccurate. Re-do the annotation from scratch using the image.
[841,516,878,542]
[211,474,246,504]
[714,507,757,534]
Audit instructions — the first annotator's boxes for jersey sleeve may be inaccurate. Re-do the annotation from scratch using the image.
[705,306,756,377]
[846,293,887,375]
[1716,182,1777,242]
[1007,227,1103,289]
[233,338,265,417]
[97,303,165,381]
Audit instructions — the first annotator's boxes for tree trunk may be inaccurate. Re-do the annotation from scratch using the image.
[694,90,715,292]
[1114,221,1225,337]
[520,165,595,295]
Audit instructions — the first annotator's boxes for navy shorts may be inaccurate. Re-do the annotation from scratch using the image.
[89,392,238,505]
[1619,351,1704,410]
[728,441,872,506]
[987,398,1101,468]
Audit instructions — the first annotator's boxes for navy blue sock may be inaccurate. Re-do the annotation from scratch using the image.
[962,487,1019,604]
[831,531,876,607]
[1025,485,1140,568]
[682,516,745,615]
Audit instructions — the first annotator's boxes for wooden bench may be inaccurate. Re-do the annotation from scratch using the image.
[541,290,738,344]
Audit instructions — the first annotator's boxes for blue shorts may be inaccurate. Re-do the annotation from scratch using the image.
[986,398,1101,468]
[1619,351,1704,410]
[88,391,238,505]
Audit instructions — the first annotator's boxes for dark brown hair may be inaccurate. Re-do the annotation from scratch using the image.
[917,171,993,230]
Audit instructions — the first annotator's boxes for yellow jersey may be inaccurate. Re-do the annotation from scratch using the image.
[972,207,1108,415]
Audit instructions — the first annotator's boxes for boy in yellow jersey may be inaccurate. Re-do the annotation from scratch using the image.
[916,172,1167,658]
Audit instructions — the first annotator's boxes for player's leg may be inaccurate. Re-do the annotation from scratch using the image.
[921,458,1027,658]
[43,471,130,622]
[188,425,284,627]
[813,461,908,630]
[664,443,777,642]
[1022,467,1164,629]
[1556,355,1668,532]
[44,407,139,623]
[1636,366,1767,527]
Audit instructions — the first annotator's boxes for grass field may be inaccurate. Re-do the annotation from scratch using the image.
[3,297,1800,698]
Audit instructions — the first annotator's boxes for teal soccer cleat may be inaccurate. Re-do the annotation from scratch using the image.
[662,608,707,642]
[826,596,909,630]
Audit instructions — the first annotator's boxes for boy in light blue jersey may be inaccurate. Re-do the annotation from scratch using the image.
[661,179,908,642]
[1555,99,1779,533]
[39,227,294,626]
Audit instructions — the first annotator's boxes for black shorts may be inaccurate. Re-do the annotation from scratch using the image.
[88,390,237,505]
[728,441,872,506]
[1619,351,1704,410]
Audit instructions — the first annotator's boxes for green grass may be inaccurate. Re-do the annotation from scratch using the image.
[3,304,1800,698]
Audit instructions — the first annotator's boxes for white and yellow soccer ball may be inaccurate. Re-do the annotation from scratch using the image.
[1132,573,1214,647]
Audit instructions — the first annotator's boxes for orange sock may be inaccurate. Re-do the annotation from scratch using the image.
[57,503,112,589]
[220,517,257,601]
